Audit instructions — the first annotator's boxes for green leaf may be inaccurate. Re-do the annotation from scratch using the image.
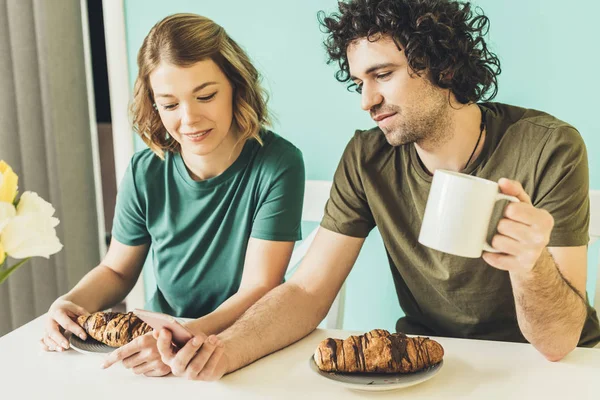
[0,258,31,285]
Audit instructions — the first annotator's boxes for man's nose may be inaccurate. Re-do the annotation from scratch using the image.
[361,84,383,112]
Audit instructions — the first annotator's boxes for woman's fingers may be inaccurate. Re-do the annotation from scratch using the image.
[44,317,69,351]
[41,335,61,352]
[143,363,171,377]
[156,329,176,361]
[54,310,87,342]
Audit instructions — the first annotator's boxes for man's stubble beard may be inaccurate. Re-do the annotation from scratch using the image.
[382,97,452,150]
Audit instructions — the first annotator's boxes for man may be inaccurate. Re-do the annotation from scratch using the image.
[154,0,600,380]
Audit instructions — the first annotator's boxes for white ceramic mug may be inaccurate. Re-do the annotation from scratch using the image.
[418,170,519,258]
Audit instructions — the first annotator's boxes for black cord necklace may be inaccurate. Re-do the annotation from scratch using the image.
[463,110,486,170]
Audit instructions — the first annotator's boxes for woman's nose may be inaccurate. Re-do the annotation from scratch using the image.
[180,103,200,126]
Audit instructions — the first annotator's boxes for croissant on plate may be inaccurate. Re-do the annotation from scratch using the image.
[314,329,444,373]
[77,311,152,347]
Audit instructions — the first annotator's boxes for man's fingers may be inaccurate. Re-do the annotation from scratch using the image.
[503,203,534,226]
[490,234,521,256]
[482,252,517,271]
[186,337,217,378]
[179,334,205,360]
[170,335,205,376]
[199,345,224,381]
[498,178,531,204]
[102,340,141,369]
[496,218,532,243]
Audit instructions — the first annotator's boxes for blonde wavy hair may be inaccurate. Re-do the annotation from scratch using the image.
[131,13,270,158]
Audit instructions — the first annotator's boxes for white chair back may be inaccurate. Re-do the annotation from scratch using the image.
[287,181,332,270]
[590,190,600,311]
[285,180,345,329]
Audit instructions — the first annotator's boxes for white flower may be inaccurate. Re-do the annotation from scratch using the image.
[0,191,62,259]
[17,192,57,222]
[0,202,16,232]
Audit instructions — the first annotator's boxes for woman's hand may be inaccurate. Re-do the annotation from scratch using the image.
[41,298,89,352]
[155,328,228,381]
[101,332,171,377]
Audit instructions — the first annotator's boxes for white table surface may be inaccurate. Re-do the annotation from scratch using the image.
[1,315,599,399]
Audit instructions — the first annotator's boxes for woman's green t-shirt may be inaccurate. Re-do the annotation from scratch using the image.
[112,130,304,318]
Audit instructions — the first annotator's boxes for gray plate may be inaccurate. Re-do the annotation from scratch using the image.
[69,334,116,355]
[309,356,443,392]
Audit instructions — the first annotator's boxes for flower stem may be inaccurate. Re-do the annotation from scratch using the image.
[0,258,31,285]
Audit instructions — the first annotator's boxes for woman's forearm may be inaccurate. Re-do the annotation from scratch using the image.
[62,264,137,313]
[186,286,272,336]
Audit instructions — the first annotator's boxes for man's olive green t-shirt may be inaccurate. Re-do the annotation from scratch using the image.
[321,102,600,347]
[112,130,304,318]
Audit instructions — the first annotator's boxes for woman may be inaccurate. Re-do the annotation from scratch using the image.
[41,13,304,378]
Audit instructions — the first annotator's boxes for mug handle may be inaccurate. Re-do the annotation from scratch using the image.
[482,193,520,253]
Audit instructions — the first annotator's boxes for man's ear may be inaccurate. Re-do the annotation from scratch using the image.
[438,69,454,84]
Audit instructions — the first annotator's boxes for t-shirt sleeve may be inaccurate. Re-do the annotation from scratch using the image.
[111,158,151,246]
[533,125,590,246]
[320,131,376,238]
[250,145,305,241]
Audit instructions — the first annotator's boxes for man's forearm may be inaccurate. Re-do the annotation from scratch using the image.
[218,282,329,373]
[510,250,587,360]
[62,264,136,313]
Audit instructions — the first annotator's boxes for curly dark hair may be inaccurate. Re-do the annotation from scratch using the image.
[318,0,501,104]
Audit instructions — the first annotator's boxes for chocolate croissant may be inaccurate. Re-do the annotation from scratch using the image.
[314,329,444,373]
[77,311,152,348]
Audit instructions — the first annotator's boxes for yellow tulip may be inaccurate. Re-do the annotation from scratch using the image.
[0,161,18,204]
[0,243,5,265]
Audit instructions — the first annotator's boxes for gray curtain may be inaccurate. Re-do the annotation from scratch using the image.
[0,0,100,336]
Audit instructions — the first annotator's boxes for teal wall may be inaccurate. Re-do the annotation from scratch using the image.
[123,0,599,331]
